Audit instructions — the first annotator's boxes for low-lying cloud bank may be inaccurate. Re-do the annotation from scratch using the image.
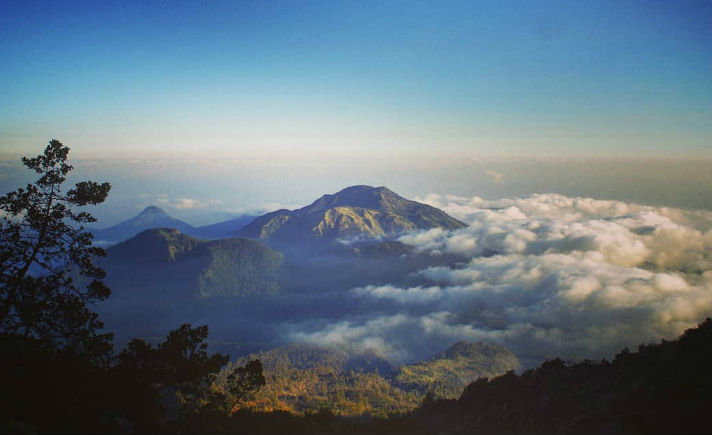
[291,194,712,367]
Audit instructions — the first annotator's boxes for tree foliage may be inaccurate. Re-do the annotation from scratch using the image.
[0,139,111,354]
[113,324,264,430]
[0,141,267,433]
[405,318,712,435]
[224,359,266,414]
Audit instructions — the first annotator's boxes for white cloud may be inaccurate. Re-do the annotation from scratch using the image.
[154,197,224,210]
[288,315,413,362]
[174,198,199,209]
[485,170,503,183]
[295,193,712,367]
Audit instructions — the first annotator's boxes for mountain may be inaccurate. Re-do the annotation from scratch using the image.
[220,340,519,417]
[101,228,283,300]
[94,229,283,335]
[395,341,521,398]
[407,318,712,435]
[193,214,259,239]
[236,185,466,245]
[91,206,196,243]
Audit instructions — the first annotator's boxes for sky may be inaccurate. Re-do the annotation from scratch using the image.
[1,0,711,158]
[1,0,711,224]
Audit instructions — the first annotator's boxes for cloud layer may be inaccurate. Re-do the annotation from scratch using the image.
[291,193,712,367]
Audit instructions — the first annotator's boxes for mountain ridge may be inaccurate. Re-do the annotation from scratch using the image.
[91,205,196,243]
[237,185,466,244]
[94,228,285,337]
[101,228,284,299]
[222,339,519,417]
[91,206,258,243]
[396,341,521,398]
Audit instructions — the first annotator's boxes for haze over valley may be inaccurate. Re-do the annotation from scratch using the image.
[88,185,712,372]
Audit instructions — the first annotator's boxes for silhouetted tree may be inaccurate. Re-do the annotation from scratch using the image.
[0,142,267,434]
[0,139,111,355]
[0,140,114,432]
[116,324,229,423]
[224,359,266,415]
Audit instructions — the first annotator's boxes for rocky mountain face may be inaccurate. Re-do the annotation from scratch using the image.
[90,186,465,246]
[237,185,466,245]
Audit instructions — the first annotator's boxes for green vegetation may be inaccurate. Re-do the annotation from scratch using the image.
[195,237,283,298]
[99,228,284,300]
[215,341,518,418]
[396,342,520,398]
[0,142,266,433]
[222,345,419,417]
[0,139,112,355]
[203,317,712,434]
[406,318,712,434]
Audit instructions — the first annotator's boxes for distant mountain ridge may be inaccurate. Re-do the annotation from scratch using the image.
[91,186,464,244]
[92,206,196,243]
[193,214,259,239]
[396,341,520,398]
[407,318,712,435]
[237,185,466,244]
[101,228,284,300]
[91,206,257,243]
[93,228,284,339]
[223,339,519,417]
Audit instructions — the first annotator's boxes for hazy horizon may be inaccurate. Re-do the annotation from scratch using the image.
[1,152,711,227]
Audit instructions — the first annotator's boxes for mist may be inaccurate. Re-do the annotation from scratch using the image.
[3,155,711,227]
[284,193,712,367]
[86,187,712,369]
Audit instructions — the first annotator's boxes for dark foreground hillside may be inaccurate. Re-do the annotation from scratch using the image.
[215,341,518,418]
[191,318,712,434]
[401,317,712,435]
[4,318,710,434]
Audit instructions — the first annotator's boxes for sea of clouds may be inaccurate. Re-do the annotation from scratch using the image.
[289,193,712,367]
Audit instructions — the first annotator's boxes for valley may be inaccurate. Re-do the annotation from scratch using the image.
[90,186,497,415]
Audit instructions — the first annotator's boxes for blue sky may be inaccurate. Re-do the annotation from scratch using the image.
[2,0,711,159]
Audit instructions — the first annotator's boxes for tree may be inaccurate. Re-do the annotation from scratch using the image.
[224,359,266,415]
[0,141,266,432]
[0,139,111,354]
[114,323,265,430]
[117,324,230,402]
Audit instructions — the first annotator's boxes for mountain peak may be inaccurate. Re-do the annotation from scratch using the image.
[335,185,391,194]
[439,341,511,360]
[237,185,466,244]
[138,205,168,216]
[305,185,403,213]
[108,228,200,262]
[92,205,195,243]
